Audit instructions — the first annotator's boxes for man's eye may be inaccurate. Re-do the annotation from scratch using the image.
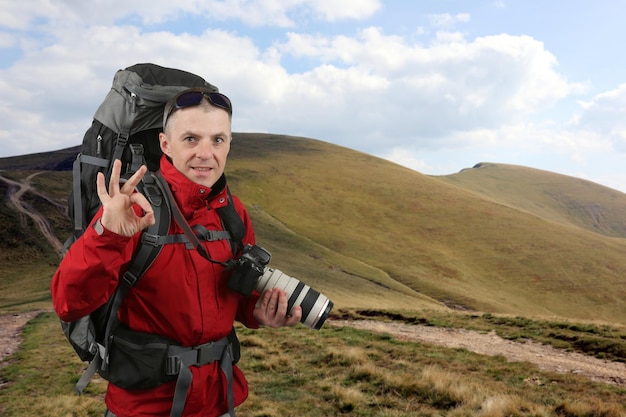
[215,137,225,144]
[184,136,196,143]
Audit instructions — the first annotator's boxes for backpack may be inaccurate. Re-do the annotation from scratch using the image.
[66,62,217,242]
[60,63,246,402]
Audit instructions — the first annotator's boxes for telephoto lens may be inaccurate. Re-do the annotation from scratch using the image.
[256,268,333,330]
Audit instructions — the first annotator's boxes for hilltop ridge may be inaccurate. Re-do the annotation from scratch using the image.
[441,162,626,238]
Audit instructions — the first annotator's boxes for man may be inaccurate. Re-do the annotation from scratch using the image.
[51,87,302,417]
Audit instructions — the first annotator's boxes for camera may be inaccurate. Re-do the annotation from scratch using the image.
[228,244,334,330]
[227,244,272,297]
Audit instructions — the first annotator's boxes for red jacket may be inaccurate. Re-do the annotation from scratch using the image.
[51,156,260,417]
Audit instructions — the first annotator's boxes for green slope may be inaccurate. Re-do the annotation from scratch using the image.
[227,134,626,323]
[2,134,626,325]
[440,162,626,237]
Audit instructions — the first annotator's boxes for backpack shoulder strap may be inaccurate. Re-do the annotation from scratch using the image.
[125,171,171,283]
[101,171,171,370]
[216,187,246,256]
[72,170,171,392]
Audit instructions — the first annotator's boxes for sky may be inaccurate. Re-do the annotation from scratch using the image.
[2,1,626,192]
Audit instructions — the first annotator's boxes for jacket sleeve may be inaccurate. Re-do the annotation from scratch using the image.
[232,196,262,329]
[51,209,137,322]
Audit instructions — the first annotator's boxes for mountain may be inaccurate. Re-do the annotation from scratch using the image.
[1,133,626,325]
[0,146,79,171]
[441,162,626,238]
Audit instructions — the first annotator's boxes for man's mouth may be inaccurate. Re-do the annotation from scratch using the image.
[193,167,213,172]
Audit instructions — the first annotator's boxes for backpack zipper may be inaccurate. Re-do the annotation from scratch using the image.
[96,135,103,157]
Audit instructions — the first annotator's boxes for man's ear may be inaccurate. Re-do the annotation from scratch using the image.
[159,132,170,156]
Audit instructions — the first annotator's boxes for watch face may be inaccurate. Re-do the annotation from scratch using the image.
[94,218,104,235]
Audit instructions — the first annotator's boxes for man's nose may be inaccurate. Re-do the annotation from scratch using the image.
[196,140,214,159]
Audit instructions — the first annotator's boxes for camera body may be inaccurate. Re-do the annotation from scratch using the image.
[227,244,334,330]
[228,244,272,296]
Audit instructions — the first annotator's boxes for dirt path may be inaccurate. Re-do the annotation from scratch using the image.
[0,311,42,366]
[329,319,626,387]
[1,314,625,388]
[0,172,64,253]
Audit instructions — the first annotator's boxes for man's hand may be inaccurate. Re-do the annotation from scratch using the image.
[96,159,155,236]
[253,288,302,328]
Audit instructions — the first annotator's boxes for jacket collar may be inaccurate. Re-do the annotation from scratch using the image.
[159,155,229,218]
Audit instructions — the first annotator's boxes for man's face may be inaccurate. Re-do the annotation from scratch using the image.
[159,103,231,188]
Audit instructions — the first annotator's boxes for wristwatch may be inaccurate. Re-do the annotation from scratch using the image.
[93,217,105,235]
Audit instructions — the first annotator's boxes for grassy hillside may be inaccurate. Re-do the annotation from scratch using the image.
[1,135,626,417]
[226,134,626,324]
[440,162,626,238]
[2,134,626,325]
[0,146,78,171]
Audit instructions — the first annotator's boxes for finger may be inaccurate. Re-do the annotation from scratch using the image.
[256,288,273,310]
[286,306,302,326]
[122,165,148,194]
[129,189,154,217]
[253,291,271,325]
[269,289,281,314]
[96,172,110,204]
[109,159,122,195]
[275,290,289,317]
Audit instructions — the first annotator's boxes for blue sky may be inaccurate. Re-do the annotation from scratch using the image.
[2,1,626,192]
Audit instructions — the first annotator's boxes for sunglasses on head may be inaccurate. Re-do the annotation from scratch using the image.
[163,91,232,128]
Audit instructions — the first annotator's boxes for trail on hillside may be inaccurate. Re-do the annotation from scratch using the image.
[2,314,624,389]
[329,319,626,387]
[0,171,64,253]
[0,311,42,366]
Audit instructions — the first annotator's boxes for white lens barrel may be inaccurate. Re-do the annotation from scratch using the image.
[257,268,332,329]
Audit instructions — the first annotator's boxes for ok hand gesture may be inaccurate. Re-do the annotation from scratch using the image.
[96,159,155,237]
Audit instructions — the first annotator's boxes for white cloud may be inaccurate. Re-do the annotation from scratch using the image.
[0,2,58,30]
[574,84,626,150]
[311,0,382,21]
[380,147,429,173]
[0,31,15,48]
[2,0,626,197]
[0,12,589,159]
[0,0,381,30]
[428,13,471,29]
[260,28,584,155]
[197,0,382,27]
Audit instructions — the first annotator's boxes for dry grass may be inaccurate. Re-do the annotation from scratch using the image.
[1,311,625,417]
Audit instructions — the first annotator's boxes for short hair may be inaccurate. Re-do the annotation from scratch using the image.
[163,87,232,132]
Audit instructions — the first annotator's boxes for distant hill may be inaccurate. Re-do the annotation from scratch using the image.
[0,146,79,171]
[2,133,626,325]
[440,162,626,238]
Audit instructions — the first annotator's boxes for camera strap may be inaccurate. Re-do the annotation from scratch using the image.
[155,171,229,267]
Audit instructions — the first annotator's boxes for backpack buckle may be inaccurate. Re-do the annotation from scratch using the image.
[129,143,144,155]
[143,184,163,206]
[166,356,181,376]
[142,233,159,246]
[122,271,139,287]
[116,132,129,148]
